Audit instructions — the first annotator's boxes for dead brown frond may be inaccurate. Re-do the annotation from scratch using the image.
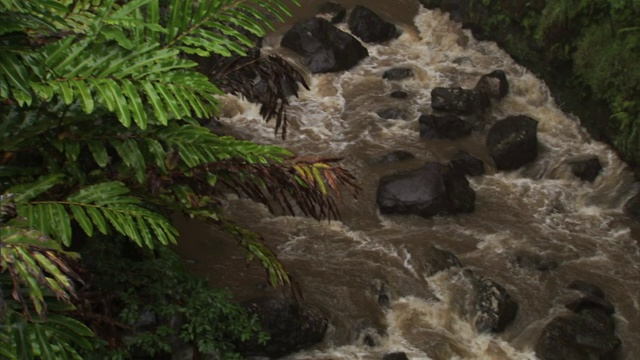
[202,49,309,139]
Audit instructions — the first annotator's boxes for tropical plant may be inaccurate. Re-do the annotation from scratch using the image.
[0,0,359,357]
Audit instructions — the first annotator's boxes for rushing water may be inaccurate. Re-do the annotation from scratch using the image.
[175,2,640,359]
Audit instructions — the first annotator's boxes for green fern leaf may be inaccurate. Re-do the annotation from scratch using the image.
[85,207,108,235]
[69,205,93,237]
[111,138,146,183]
[67,181,130,204]
[86,140,109,167]
[122,79,147,129]
[34,324,56,360]
[0,53,33,106]
[7,174,65,203]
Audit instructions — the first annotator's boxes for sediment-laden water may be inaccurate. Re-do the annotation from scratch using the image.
[176,2,640,359]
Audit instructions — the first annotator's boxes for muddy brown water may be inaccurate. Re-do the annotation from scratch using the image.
[175,1,640,359]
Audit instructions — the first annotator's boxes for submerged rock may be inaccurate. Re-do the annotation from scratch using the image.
[382,67,414,81]
[369,150,415,165]
[419,114,473,140]
[451,151,485,177]
[377,107,406,120]
[568,155,603,182]
[486,115,538,170]
[281,17,368,73]
[624,191,640,221]
[240,297,328,358]
[348,5,399,44]
[390,90,409,99]
[376,162,475,218]
[423,245,463,276]
[382,352,409,360]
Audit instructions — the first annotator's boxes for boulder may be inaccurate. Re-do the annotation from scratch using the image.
[472,277,519,333]
[423,245,463,276]
[240,297,328,358]
[486,115,538,170]
[376,162,475,218]
[535,315,621,360]
[382,352,409,360]
[281,17,368,73]
[431,87,490,115]
[451,151,485,176]
[382,67,414,81]
[536,281,621,360]
[318,2,346,23]
[568,155,603,182]
[475,70,509,100]
[348,5,399,44]
[419,114,473,140]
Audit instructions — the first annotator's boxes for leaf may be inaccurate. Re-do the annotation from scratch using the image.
[11,320,34,360]
[71,80,94,113]
[46,203,72,246]
[121,79,147,129]
[67,182,130,204]
[46,314,93,337]
[85,207,108,235]
[34,324,56,360]
[87,140,109,167]
[111,139,146,183]
[8,174,65,203]
[69,205,93,237]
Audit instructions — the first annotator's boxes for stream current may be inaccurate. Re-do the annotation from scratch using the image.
[175,1,640,359]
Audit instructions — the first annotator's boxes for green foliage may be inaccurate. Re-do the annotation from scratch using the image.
[78,239,265,359]
[1,0,358,358]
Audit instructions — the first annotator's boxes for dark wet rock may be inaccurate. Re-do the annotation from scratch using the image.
[419,114,473,140]
[348,5,399,44]
[369,150,415,165]
[624,191,640,221]
[377,107,405,120]
[475,70,509,100]
[569,155,603,182]
[376,162,475,218]
[382,67,414,81]
[472,277,519,333]
[318,2,346,23]
[390,90,408,98]
[565,296,615,315]
[487,115,538,170]
[514,251,559,272]
[451,151,485,177]
[423,245,463,276]
[281,17,368,73]
[382,352,409,360]
[535,315,621,360]
[567,280,606,299]
[240,297,328,358]
[431,87,490,115]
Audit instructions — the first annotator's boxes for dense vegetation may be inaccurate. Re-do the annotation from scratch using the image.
[0,0,358,358]
[420,0,640,166]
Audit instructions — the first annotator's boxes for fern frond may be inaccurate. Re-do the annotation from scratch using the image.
[0,226,81,316]
[216,219,292,287]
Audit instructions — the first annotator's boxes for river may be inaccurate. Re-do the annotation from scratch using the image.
[175,1,640,359]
